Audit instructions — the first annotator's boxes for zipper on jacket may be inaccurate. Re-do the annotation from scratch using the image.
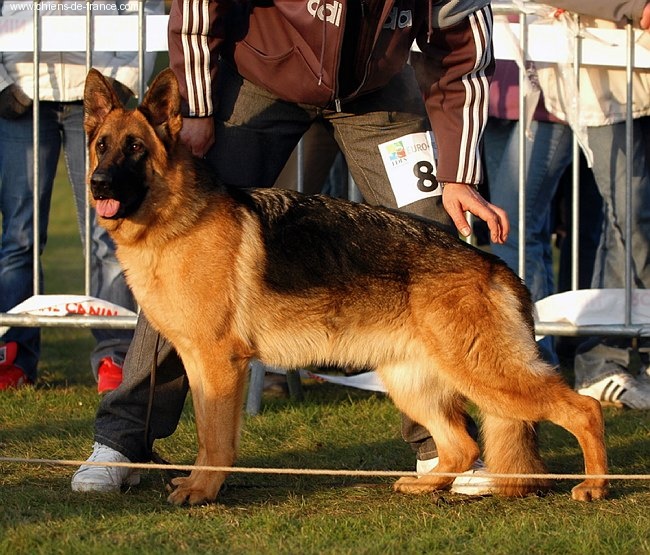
[334,98,342,112]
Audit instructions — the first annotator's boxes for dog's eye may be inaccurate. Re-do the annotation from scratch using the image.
[130,142,144,154]
[96,139,106,153]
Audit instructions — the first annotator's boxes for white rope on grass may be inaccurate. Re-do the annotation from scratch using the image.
[1,456,649,482]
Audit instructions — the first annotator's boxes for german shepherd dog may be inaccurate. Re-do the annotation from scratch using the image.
[83,68,608,505]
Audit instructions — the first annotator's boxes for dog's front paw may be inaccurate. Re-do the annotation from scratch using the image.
[166,475,221,506]
[570,480,608,501]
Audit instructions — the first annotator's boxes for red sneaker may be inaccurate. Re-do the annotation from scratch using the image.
[0,366,30,390]
[0,341,18,367]
[0,342,30,390]
[97,357,123,394]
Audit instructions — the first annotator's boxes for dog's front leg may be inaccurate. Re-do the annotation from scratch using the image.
[167,346,248,506]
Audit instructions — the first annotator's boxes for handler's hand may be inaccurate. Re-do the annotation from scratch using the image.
[180,116,215,158]
[642,2,650,29]
[442,182,509,244]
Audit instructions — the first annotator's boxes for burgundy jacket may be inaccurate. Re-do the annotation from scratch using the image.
[168,0,494,185]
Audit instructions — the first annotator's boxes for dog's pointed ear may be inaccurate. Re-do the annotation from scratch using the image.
[138,68,183,149]
[84,68,121,140]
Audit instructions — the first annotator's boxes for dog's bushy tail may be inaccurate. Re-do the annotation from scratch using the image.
[482,414,552,497]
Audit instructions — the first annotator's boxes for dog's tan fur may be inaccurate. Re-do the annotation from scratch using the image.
[83,68,608,505]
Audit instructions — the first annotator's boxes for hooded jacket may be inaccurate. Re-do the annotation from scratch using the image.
[168,0,495,186]
[548,0,648,26]
[0,0,163,102]
[532,1,650,127]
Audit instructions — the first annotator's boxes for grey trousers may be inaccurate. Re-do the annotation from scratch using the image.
[574,118,650,387]
[95,61,467,462]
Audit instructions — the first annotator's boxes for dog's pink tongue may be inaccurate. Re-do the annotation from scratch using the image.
[95,199,120,218]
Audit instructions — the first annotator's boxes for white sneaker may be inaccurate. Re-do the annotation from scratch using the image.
[71,442,141,492]
[578,373,650,409]
[416,457,494,496]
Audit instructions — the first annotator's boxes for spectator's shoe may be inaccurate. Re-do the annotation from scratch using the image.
[417,457,494,496]
[97,357,123,394]
[0,365,30,390]
[71,442,140,492]
[578,373,650,409]
[0,341,18,366]
[0,341,31,390]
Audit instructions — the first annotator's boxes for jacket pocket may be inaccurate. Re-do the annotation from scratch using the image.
[234,40,333,107]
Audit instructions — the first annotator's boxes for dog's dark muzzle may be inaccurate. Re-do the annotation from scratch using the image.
[90,170,115,200]
[90,167,148,220]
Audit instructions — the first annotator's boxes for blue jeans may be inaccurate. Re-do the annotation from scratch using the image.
[0,102,136,382]
[484,118,573,364]
[574,118,650,386]
[588,119,650,291]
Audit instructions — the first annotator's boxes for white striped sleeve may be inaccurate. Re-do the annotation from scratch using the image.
[457,5,492,183]
[180,0,213,117]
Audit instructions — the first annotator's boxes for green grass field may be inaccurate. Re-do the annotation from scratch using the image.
[1,160,649,555]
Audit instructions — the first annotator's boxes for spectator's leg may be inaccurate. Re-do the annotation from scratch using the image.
[61,102,137,381]
[0,104,61,382]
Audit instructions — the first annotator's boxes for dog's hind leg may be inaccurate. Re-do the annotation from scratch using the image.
[481,414,550,497]
[543,388,608,501]
[378,362,480,494]
[481,374,608,501]
[167,340,249,506]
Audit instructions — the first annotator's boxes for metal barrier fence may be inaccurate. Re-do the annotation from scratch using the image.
[491,1,649,339]
[1,2,648,343]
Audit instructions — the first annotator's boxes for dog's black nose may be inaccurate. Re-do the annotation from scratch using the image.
[90,171,113,197]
